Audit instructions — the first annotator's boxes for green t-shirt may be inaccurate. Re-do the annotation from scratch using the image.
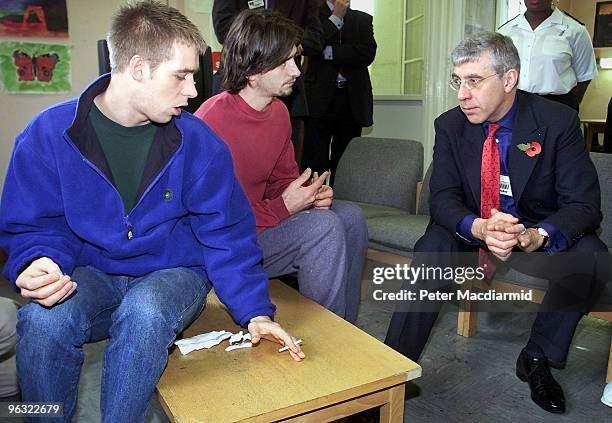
[89,104,156,212]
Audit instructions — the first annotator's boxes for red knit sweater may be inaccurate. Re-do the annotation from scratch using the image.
[195,92,299,232]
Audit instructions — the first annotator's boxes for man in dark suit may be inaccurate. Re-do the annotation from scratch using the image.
[301,0,376,180]
[212,0,323,57]
[212,0,323,161]
[385,32,608,414]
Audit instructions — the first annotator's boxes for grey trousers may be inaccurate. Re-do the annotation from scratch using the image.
[0,297,18,398]
[257,200,368,322]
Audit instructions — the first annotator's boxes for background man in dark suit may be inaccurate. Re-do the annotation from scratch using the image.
[301,0,376,181]
[212,0,323,161]
[212,0,323,56]
[385,32,607,415]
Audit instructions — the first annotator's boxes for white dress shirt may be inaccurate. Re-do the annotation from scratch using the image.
[498,8,598,95]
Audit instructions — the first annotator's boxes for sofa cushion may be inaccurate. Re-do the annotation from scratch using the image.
[334,137,424,213]
[351,202,407,220]
[591,152,612,248]
[367,214,430,252]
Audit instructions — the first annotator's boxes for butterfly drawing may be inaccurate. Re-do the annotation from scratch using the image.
[12,50,60,82]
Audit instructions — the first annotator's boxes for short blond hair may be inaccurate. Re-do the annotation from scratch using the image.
[108,1,206,72]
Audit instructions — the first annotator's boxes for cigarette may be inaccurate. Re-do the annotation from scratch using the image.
[278,339,303,352]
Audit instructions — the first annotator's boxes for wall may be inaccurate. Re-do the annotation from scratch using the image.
[364,99,423,143]
[0,0,127,190]
[369,0,404,95]
[569,0,612,120]
[182,0,221,52]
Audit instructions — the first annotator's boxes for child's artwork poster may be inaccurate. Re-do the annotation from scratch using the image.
[0,41,70,93]
[0,0,69,38]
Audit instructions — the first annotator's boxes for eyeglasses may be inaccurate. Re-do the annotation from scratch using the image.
[449,73,499,91]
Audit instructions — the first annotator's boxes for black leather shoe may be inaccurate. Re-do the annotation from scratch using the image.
[516,349,566,414]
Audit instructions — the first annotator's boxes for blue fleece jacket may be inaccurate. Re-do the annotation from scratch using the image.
[0,75,275,326]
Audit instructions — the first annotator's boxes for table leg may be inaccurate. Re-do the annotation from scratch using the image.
[379,384,405,423]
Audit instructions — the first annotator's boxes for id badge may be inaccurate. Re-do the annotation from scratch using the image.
[500,174,513,197]
[248,0,265,9]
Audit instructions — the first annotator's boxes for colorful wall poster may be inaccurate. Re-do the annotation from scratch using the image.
[0,0,68,38]
[0,41,70,93]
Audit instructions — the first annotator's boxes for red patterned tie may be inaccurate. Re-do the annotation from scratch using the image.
[479,123,501,278]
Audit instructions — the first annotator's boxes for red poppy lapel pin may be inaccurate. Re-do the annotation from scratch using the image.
[517,141,542,157]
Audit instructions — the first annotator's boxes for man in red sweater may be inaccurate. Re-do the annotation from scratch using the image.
[195,9,367,322]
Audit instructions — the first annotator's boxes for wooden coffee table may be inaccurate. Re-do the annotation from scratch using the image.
[157,279,421,422]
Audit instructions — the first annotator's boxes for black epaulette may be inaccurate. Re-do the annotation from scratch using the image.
[498,14,520,30]
[560,9,585,26]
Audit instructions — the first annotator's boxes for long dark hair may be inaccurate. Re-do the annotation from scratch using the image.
[222,9,302,94]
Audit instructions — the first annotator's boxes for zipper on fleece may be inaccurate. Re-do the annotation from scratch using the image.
[125,217,134,240]
[63,131,184,240]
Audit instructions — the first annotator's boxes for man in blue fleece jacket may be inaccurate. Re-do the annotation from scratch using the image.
[0,2,304,422]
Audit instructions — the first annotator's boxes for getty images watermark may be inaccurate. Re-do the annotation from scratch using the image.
[370,263,533,302]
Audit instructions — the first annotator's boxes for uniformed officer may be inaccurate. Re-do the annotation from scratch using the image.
[498,0,597,111]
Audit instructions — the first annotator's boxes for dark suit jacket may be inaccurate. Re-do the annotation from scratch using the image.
[304,5,376,127]
[212,0,323,56]
[212,0,323,118]
[431,90,601,249]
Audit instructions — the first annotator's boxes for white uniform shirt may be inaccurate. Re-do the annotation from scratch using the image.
[498,8,598,95]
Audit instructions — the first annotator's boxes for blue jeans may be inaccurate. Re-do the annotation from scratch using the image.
[16,266,209,423]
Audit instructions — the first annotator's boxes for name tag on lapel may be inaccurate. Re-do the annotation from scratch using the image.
[500,174,513,197]
[248,0,265,9]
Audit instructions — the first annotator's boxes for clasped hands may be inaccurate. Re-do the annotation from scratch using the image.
[282,168,333,215]
[471,208,546,261]
[15,257,77,307]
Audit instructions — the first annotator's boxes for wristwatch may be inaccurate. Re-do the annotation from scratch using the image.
[537,227,549,249]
